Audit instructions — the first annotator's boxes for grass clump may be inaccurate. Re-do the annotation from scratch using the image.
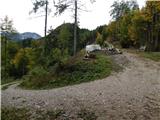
[20,51,113,89]
[1,107,30,120]
[1,107,66,120]
[1,107,98,120]
[77,109,97,120]
[46,109,65,119]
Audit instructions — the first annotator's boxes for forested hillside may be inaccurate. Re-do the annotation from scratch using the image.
[1,23,99,84]
[1,0,160,120]
[1,0,160,85]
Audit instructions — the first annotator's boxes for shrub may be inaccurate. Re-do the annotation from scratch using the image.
[20,52,113,89]
[20,66,52,89]
[48,53,112,88]
[120,39,131,48]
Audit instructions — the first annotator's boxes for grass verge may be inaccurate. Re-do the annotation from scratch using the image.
[1,107,97,120]
[20,51,113,89]
[1,78,16,85]
[2,83,13,90]
[1,81,20,90]
[1,107,65,120]
[125,49,160,62]
[1,107,30,120]
[139,52,160,62]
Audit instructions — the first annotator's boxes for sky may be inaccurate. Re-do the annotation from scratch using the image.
[0,0,146,36]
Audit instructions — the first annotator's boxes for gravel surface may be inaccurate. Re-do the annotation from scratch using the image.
[2,52,160,120]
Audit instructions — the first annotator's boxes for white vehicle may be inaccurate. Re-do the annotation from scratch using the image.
[139,46,146,51]
[86,44,101,53]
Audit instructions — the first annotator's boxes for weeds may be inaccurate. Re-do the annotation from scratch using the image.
[20,52,113,89]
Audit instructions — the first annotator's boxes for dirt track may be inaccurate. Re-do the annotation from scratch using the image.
[2,52,160,120]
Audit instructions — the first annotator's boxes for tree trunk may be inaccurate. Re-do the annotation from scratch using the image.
[73,0,77,56]
[4,37,7,79]
[146,23,151,51]
[45,0,48,37]
[44,0,48,55]
[154,10,159,51]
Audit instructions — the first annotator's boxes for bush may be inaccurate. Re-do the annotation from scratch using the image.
[20,66,52,89]
[48,53,112,88]
[120,39,131,48]
[20,52,113,89]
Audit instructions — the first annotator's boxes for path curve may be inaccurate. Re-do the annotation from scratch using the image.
[2,52,160,120]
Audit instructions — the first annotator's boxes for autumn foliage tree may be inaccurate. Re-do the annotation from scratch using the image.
[12,48,36,77]
[96,32,103,46]
[144,1,160,51]
[106,0,160,51]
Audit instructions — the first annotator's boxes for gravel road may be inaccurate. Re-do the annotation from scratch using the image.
[2,52,160,120]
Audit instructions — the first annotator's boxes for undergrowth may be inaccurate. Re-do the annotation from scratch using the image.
[20,51,113,89]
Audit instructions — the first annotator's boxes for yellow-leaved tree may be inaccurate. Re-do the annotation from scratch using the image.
[12,48,36,76]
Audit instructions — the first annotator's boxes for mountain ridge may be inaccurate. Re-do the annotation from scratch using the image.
[0,32,41,41]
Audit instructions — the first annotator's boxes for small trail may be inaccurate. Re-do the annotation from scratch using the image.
[2,52,160,120]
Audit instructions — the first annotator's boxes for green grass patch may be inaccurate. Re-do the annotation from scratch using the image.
[140,52,160,62]
[77,109,97,120]
[2,83,13,90]
[20,51,113,89]
[1,81,20,90]
[124,49,160,62]
[1,107,30,120]
[46,109,65,119]
[1,78,16,85]
[1,107,97,120]
[1,107,66,120]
